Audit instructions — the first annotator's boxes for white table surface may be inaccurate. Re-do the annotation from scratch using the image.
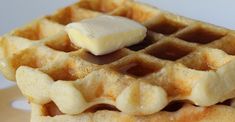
[1,0,235,110]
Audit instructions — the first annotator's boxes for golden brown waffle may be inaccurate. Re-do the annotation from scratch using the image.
[1,0,235,121]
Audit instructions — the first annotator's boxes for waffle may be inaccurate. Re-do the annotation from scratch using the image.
[1,0,235,121]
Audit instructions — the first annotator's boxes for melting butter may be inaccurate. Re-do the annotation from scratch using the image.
[65,15,147,55]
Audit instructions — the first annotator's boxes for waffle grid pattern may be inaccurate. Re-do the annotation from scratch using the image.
[1,0,235,121]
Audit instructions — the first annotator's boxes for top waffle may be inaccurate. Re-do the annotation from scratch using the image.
[1,0,235,121]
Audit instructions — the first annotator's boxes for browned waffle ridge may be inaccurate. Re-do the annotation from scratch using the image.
[1,0,235,122]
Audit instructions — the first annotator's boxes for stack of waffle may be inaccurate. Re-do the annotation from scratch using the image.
[1,0,235,121]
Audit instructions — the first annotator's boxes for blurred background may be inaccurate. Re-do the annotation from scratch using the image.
[0,0,234,121]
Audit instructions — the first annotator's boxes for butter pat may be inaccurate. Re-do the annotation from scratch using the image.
[65,15,147,55]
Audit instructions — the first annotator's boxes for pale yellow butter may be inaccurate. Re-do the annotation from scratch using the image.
[65,15,147,55]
